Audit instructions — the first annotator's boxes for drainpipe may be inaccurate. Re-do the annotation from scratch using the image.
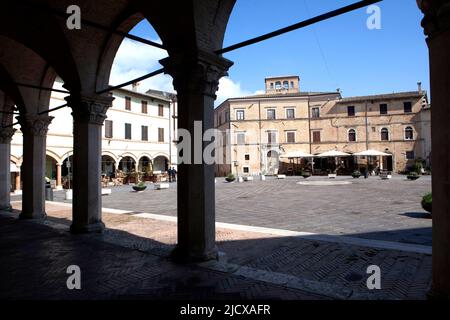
[365,101,369,150]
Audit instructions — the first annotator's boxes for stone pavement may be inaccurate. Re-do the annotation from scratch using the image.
[1,201,432,300]
[21,175,432,246]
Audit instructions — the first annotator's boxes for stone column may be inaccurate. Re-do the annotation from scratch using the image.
[0,128,16,211]
[66,94,113,234]
[418,0,450,299]
[161,51,233,262]
[17,115,53,219]
[55,163,62,190]
[14,168,21,194]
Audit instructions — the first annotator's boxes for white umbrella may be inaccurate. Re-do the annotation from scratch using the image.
[280,150,314,158]
[353,149,390,156]
[10,162,20,172]
[316,150,351,157]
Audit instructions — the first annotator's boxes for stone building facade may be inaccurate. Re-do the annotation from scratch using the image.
[9,78,177,192]
[215,76,430,176]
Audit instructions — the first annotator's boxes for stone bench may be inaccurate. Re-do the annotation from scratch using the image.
[277,174,286,179]
[154,183,170,190]
[243,176,254,181]
[102,188,112,196]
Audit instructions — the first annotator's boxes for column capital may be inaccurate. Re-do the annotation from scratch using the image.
[66,94,113,125]
[160,50,234,98]
[17,115,53,137]
[0,127,16,144]
[417,0,450,37]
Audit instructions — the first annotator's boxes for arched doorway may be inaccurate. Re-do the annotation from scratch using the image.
[61,155,74,189]
[101,155,116,178]
[266,150,279,175]
[119,156,136,174]
[153,156,169,172]
[45,155,58,187]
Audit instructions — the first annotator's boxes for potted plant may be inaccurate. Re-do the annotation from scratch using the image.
[352,170,361,179]
[301,171,311,179]
[421,193,432,214]
[407,172,420,180]
[132,181,147,192]
[225,173,236,182]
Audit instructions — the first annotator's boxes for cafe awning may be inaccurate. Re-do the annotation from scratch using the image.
[353,149,391,156]
[280,151,314,158]
[316,150,351,157]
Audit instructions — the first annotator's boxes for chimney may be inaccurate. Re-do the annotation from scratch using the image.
[417,81,422,94]
[132,82,140,92]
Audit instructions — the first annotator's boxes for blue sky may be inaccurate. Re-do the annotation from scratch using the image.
[113,0,429,103]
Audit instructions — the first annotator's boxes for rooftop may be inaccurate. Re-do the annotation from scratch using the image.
[115,87,172,102]
[338,91,426,103]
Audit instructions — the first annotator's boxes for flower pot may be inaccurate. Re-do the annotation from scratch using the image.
[132,185,147,192]
[407,175,420,181]
[422,202,432,213]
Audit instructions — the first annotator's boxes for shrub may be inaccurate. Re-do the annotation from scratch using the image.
[421,193,432,213]
[352,170,361,178]
[225,174,236,182]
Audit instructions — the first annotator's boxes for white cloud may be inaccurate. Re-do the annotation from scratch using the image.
[110,38,173,93]
[216,77,257,106]
[110,39,261,104]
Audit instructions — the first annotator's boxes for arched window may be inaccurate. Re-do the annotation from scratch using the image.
[270,82,274,89]
[381,128,389,141]
[283,81,289,89]
[405,126,414,140]
[348,129,356,142]
[275,81,282,90]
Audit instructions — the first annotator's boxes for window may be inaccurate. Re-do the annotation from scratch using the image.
[380,104,388,115]
[283,81,289,89]
[347,106,355,117]
[267,109,276,120]
[286,131,296,143]
[125,96,131,110]
[405,126,414,140]
[406,151,415,160]
[267,131,277,144]
[125,123,132,140]
[105,120,113,138]
[225,111,229,122]
[312,107,320,119]
[158,128,164,142]
[275,81,282,90]
[244,154,250,161]
[243,167,250,174]
[141,100,148,114]
[158,104,164,117]
[286,108,295,119]
[404,102,412,113]
[270,83,274,90]
[237,133,246,145]
[141,126,148,141]
[312,131,321,143]
[381,128,389,141]
[290,81,294,89]
[348,129,356,142]
[236,110,245,121]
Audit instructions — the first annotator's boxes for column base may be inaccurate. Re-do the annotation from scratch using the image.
[54,186,63,191]
[170,245,219,263]
[19,212,46,220]
[427,286,450,300]
[70,221,105,234]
